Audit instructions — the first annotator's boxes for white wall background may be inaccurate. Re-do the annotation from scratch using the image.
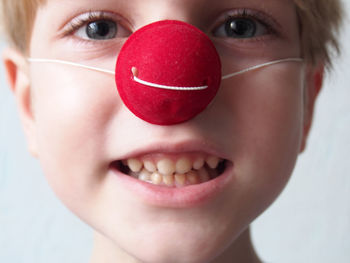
[1,3,349,263]
[252,1,350,262]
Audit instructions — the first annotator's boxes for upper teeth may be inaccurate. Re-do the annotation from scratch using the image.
[157,158,175,175]
[127,158,143,172]
[122,155,224,187]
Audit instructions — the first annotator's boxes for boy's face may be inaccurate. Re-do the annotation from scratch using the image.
[7,0,320,261]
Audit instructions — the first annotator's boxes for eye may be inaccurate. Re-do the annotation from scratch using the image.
[64,11,131,41]
[225,18,256,38]
[78,19,118,40]
[213,16,269,39]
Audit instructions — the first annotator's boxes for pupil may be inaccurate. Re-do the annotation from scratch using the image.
[86,20,116,39]
[225,18,256,38]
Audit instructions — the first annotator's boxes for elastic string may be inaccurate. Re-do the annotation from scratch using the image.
[27,57,304,91]
[27,58,115,75]
[221,58,303,80]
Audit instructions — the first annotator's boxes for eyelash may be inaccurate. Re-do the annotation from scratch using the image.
[62,11,119,37]
[62,8,278,40]
[213,8,278,38]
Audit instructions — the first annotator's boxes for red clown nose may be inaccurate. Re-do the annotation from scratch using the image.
[115,20,221,125]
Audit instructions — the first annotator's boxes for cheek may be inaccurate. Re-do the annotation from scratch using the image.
[30,66,120,205]
[215,65,304,218]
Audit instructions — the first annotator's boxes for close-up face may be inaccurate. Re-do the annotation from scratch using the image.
[16,0,310,262]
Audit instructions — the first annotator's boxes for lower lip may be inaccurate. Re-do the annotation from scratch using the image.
[109,163,234,208]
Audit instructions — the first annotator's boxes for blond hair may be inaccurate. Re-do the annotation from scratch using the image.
[0,0,344,67]
[0,0,46,52]
[295,0,344,67]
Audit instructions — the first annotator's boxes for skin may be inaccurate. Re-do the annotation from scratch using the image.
[3,0,323,262]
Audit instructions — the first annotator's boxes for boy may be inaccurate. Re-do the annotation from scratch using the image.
[0,0,344,262]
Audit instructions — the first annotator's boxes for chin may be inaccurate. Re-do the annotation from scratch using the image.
[126,239,224,263]
[103,215,246,263]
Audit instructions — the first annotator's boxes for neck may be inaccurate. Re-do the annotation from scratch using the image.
[211,228,261,263]
[89,227,261,263]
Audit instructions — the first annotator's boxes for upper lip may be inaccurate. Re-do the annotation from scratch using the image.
[111,139,230,162]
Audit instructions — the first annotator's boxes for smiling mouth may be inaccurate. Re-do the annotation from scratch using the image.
[111,153,228,187]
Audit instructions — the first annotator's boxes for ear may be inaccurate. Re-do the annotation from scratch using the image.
[2,48,38,157]
[299,63,324,153]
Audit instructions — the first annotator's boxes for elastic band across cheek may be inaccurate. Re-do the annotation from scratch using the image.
[27,57,303,81]
[27,20,303,126]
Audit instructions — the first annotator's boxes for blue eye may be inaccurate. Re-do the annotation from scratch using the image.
[77,19,117,40]
[225,18,256,38]
[66,11,132,41]
[213,17,268,39]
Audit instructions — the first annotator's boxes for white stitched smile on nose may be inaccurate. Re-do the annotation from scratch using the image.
[131,67,209,91]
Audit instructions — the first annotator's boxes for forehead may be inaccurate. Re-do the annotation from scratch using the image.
[38,0,297,30]
[41,0,295,13]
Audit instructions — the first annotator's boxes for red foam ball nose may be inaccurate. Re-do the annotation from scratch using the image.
[115,20,221,125]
